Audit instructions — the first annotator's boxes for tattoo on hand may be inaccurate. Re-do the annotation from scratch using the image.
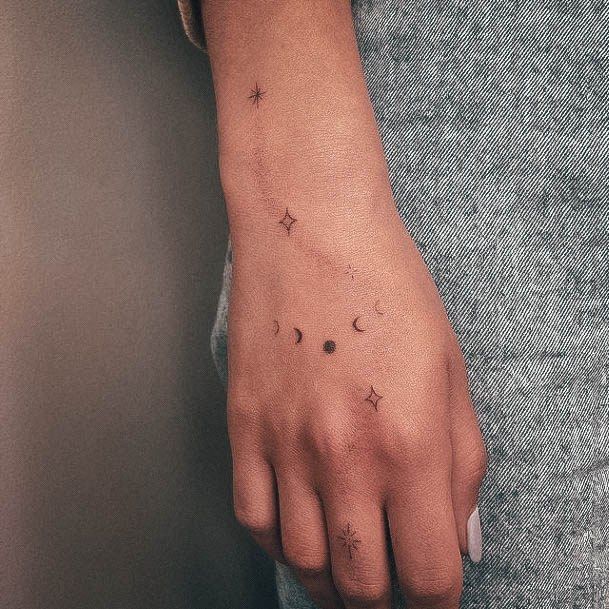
[248,82,265,107]
[338,522,361,560]
[352,316,365,332]
[273,320,280,335]
[346,264,357,280]
[365,386,383,411]
[294,328,303,344]
[374,299,385,316]
[279,208,297,234]
[323,340,336,354]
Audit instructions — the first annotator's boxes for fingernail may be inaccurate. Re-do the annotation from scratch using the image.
[467,506,482,563]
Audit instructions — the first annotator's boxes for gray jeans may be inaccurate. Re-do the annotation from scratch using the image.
[211,1,609,607]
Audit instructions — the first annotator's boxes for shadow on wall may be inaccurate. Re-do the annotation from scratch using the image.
[1,1,277,608]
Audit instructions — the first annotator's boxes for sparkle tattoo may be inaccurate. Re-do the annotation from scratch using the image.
[248,82,265,107]
[338,522,361,560]
[346,264,357,280]
[279,208,297,234]
[365,386,383,411]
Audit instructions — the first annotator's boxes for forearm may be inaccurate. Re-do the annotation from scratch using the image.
[202,0,396,253]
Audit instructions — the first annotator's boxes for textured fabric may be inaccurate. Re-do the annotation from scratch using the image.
[209,1,609,607]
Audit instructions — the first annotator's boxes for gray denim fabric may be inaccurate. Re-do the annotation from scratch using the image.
[211,1,609,607]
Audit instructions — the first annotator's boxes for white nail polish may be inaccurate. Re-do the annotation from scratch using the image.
[467,506,483,563]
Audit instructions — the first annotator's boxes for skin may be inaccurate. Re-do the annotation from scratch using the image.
[203,1,487,608]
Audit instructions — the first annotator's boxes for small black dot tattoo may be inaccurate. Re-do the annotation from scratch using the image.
[279,208,297,234]
[338,522,361,560]
[323,340,336,354]
[365,386,383,411]
[248,82,265,107]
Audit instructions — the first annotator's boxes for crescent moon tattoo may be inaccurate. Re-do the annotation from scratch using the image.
[352,316,365,332]
[273,320,280,335]
[374,299,385,316]
[294,328,303,344]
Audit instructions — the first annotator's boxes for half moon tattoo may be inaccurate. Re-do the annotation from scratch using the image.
[273,320,280,335]
[294,328,303,344]
[338,522,361,560]
[352,316,365,332]
[374,299,385,316]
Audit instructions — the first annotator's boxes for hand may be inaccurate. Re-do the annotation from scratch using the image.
[226,192,487,609]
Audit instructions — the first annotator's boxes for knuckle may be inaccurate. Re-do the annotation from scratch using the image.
[227,396,258,430]
[284,548,329,577]
[404,567,462,605]
[380,424,444,471]
[335,576,390,606]
[233,506,275,537]
[459,438,488,487]
[469,443,488,482]
[308,417,350,460]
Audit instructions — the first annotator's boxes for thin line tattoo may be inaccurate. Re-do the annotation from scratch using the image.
[273,320,280,335]
[248,82,265,107]
[365,386,383,411]
[279,208,297,234]
[338,522,361,560]
[374,299,385,316]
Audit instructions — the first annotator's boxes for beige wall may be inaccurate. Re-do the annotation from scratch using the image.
[0,2,275,608]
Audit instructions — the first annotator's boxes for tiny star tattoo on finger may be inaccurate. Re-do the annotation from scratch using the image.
[338,522,361,560]
[346,264,357,280]
[279,208,297,234]
[248,82,265,107]
[365,386,383,411]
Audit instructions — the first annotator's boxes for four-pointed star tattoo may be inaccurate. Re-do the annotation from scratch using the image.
[279,208,297,234]
[365,386,383,411]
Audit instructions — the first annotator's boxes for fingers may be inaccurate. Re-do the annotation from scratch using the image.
[277,476,343,609]
[387,468,462,609]
[447,347,487,560]
[323,496,392,609]
[232,445,284,562]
